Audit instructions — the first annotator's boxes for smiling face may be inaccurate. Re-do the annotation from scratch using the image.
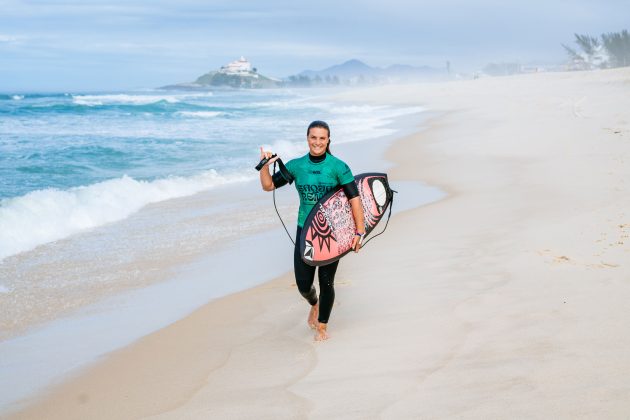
[307,126,329,156]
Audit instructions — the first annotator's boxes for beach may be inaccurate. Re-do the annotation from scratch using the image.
[6,67,630,419]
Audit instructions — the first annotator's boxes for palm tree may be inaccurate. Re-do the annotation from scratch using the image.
[563,30,630,69]
[575,34,601,57]
[563,33,609,69]
[601,30,630,67]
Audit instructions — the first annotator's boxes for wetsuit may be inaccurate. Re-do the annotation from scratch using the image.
[273,152,359,323]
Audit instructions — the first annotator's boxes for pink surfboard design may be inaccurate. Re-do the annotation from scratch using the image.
[300,173,393,266]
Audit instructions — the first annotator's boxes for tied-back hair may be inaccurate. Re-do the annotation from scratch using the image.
[307,120,332,154]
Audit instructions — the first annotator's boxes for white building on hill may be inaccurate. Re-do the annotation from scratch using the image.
[220,56,254,75]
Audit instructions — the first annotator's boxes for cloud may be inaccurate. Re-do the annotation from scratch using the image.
[1,0,628,89]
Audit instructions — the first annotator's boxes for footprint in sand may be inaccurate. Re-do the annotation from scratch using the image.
[537,249,573,265]
[537,249,618,269]
[587,262,620,269]
[554,255,571,263]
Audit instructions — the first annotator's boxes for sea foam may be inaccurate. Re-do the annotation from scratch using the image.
[176,111,224,118]
[71,91,215,107]
[0,171,252,262]
[72,94,181,106]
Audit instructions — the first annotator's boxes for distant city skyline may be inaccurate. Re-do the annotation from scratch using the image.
[1,0,628,91]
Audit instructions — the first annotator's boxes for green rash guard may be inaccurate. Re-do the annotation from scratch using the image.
[284,153,355,227]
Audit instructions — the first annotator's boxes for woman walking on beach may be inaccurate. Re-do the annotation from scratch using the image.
[259,121,365,341]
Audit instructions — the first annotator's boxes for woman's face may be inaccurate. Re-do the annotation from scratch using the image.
[307,127,329,156]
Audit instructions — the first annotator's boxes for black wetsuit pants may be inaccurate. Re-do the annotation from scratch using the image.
[294,227,339,324]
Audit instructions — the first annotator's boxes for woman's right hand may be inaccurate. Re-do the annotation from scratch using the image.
[260,146,279,167]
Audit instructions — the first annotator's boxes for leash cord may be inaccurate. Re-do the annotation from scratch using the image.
[272,161,296,246]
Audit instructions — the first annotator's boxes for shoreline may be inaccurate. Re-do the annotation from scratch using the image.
[0,106,442,414]
[7,68,630,418]
[0,96,429,342]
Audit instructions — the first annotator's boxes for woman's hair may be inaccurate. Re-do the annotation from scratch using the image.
[307,120,331,154]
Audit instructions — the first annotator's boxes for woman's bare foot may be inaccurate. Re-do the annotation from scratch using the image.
[308,303,319,329]
[314,323,329,341]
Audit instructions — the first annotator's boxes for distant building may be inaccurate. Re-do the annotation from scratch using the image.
[520,66,545,73]
[220,56,253,75]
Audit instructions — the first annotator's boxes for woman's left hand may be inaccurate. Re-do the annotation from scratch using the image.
[352,235,362,253]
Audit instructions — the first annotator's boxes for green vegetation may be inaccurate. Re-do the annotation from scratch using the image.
[602,30,630,67]
[285,74,343,87]
[193,71,279,88]
[563,29,630,69]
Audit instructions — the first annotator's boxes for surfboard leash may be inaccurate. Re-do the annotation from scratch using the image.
[272,161,297,246]
[361,189,397,248]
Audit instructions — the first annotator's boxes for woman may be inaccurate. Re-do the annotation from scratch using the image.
[259,120,365,341]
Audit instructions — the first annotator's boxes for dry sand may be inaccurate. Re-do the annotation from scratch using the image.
[8,67,630,419]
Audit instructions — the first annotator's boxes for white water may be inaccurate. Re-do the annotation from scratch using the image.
[0,170,252,261]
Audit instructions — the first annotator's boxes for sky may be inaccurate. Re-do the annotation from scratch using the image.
[0,0,628,91]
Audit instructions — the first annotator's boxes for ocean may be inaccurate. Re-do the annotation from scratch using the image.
[0,87,440,412]
[0,89,422,262]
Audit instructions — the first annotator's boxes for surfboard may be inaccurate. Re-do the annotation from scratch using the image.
[299,173,394,266]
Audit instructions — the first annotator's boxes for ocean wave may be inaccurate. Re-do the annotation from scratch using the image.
[312,102,425,117]
[242,100,306,109]
[70,91,216,107]
[177,92,214,98]
[326,104,387,114]
[17,101,182,116]
[1,93,67,101]
[259,139,307,161]
[0,171,253,262]
[303,104,426,145]
[258,103,426,154]
[72,94,181,106]
[176,111,224,118]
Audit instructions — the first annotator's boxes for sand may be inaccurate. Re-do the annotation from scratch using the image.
[8,67,630,419]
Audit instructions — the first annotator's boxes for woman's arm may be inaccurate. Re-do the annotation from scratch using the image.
[349,196,365,252]
[259,147,279,192]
